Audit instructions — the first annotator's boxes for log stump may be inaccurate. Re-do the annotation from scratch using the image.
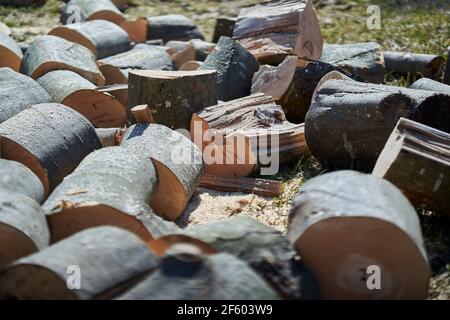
[288,170,430,299]
[147,14,204,43]
[61,0,125,25]
[0,33,23,71]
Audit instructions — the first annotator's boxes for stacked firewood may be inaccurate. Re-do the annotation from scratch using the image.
[0,0,449,300]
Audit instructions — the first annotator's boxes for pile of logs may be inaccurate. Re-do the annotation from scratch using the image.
[0,0,449,300]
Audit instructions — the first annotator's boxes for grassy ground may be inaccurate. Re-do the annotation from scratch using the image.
[1,0,449,299]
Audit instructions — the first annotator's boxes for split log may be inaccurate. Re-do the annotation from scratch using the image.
[21,35,105,85]
[61,0,125,25]
[0,103,101,196]
[288,170,430,299]
[384,51,445,79]
[166,40,195,69]
[239,37,293,66]
[43,146,177,243]
[0,190,49,269]
[212,17,236,43]
[0,22,10,36]
[121,124,205,221]
[305,78,450,172]
[191,93,309,177]
[444,47,450,85]
[0,159,44,203]
[410,78,450,95]
[97,45,175,85]
[117,245,279,300]
[373,118,450,215]
[128,70,217,129]
[95,127,125,147]
[199,36,259,102]
[0,0,45,6]
[233,0,323,60]
[147,14,204,42]
[37,70,127,128]
[179,60,203,71]
[0,227,158,300]
[0,33,23,71]
[252,57,364,123]
[49,20,131,59]
[319,42,385,83]
[166,39,215,64]
[199,174,283,197]
[120,18,148,43]
[0,68,53,124]
[130,104,154,124]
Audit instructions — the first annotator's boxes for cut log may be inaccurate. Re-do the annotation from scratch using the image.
[0,159,44,203]
[239,37,293,66]
[121,124,205,221]
[0,104,101,196]
[61,0,125,25]
[384,51,445,79]
[373,118,450,215]
[117,245,279,300]
[21,35,105,85]
[37,70,127,128]
[97,83,128,107]
[166,39,215,63]
[95,127,125,147]
[444,47,450,85]
[120,18,148,43]
[199,174,283,197]
[0,67,53,124]
[233,0,323,60]
[252,57,365,123]
[0,0,45,6]
[0,33,23,71]
[43,146,177,243]
[128,70,217,129]
[0,22,10,36]
[410,78,450,95]
[212,17,236,43]
[0,190,49,269]
[179,60,203,71]
[97,45,175,85]
[130,104,154,124]
[191,93,309,177]
[305,78,450,172]
[319,42,385,83]
[147,14,204,43]
[288,170,430,299]
[49,20,131,59]
[0,226,158,300]
[199,36,260,102]
[166,40,196,69]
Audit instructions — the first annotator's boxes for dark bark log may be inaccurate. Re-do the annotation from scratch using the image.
[128,70,217,129]
[233,0,323,60]
[43,146,177,243]
[0,103,101,196]
[252,57,364,123]
[384,51,445,79]
[0,68,53,124]
[49,20,131,59]
[179,60,203,71]
[95,127,125,147]
[117,246,279,300]
[444,47,450,85]
[61,0,125,25]
[0,159,44,203]
[305,78,450,172]
[0,33,23,71]
[288,170,430,299]
[373,118,450,215]
[21,35,105,85]
[410,78,450,95]
[121,124,205,221]
[319,42,385,83]
[0,226,158,300]
[200,36,260,102]
[98,45,175,85]
[37,70,127,128]
[239,37,293,66]
[147,14,204,43]
[0,0,45,6]
[0,190,49,269]
[212,17,236,43]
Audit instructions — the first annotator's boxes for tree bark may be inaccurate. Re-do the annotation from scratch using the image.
[212,17,236,43]
[0,32,23,71]
[384,51,445,79]
[147,14,204,43]
[0,226,158,300]
[21,35,105,85]
[61,0,125,25]
[200,36,260,102]
[373,118,450,215]
[0,103,102,196]
[0,68,52,124]
[288,170,430,299]
[128,70,217,129]
[410,78,450,95]
[37,70,127,128]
